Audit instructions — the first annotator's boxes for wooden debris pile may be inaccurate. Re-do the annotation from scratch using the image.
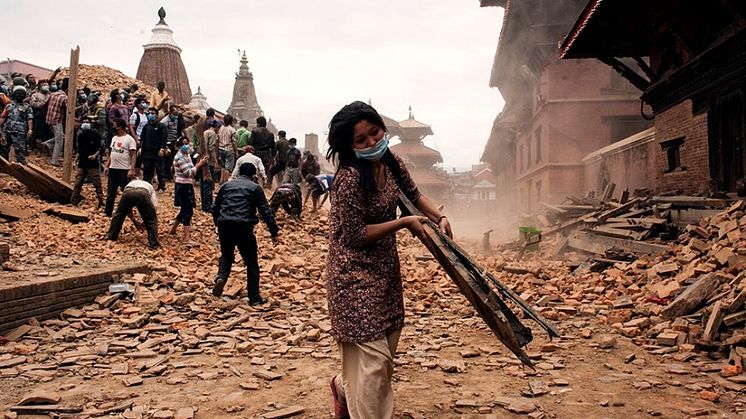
[487,199,746,381]
[536,187,733,257]
[0,156,72,203]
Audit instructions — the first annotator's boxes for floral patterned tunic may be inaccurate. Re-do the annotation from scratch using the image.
[326,154,421,343]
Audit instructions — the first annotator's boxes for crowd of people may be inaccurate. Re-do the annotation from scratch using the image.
[3,72,457,418]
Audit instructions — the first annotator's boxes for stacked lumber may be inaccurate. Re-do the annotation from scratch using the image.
[0,157,73,203]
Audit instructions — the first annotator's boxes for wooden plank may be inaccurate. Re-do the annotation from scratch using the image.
[43,206,90,223]
[0,203,32,221]
[25,164,73,200]
[702,301,726,342]
[661,273,720,320]
[398,194,539,367]
[723,310,746,327]
[727,288,746,313]
[567,230,668,255]
[651,196,728,208]
[590,226,646,241]
[669,208,724,225]
[605,217,668,226]
[63,46,80,182]
[602,182,616,201]
[586,198,642,223]
[0,156,72,203]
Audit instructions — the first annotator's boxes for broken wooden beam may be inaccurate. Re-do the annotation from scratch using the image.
[651,196,728,208]
[399,194,539,367]
[567,230,668,256]
[661,273,721,320]
[0,156,73,203]
[0,203,32,221]
[43,206,90,223]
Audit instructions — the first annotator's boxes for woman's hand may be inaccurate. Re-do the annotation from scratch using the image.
[438,216,453,239]
[402,215,429,238]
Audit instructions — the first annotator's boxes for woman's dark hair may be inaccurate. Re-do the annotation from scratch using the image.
[223,114,234,126]
[327,101,402,193]
[256,116,267,127]
[110,89,120,103]
[206,108,215,117]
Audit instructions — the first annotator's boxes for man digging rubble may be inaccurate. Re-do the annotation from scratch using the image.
[211,162,279,306]
[105,176,160,250]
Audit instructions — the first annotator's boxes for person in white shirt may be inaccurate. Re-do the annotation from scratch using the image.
[217,114,238,182]
[232,145,266,184]
[104,118,137,216]
[105,178,160,249]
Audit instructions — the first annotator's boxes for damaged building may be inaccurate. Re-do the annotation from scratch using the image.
[560,0,746,198]
[479,0,652,216]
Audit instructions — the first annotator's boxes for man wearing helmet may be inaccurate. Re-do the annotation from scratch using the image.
[0,86,33,164]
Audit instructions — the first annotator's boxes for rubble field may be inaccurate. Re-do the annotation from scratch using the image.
[0,158,745,418]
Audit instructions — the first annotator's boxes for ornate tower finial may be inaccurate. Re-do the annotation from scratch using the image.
[157,7,166,24]
[408,105,414,119]
[368,98,372,106]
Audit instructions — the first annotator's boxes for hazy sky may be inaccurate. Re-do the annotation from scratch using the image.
[5,1,505,169]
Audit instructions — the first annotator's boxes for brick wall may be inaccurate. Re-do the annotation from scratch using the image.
[654,100,711,193]
[0,264,149,334]
[583,129,658,196]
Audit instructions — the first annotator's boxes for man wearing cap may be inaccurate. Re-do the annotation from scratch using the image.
[232,145,266,184]
[0,86,33,164]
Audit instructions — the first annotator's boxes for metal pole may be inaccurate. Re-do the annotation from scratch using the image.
[62,46,79,182]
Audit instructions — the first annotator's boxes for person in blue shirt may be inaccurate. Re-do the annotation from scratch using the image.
[305,173,334,212]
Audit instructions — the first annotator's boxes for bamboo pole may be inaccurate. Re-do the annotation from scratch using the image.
[62,46,80,182]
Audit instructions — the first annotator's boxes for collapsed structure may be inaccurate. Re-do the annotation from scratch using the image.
[560,0,746,197]
[479,0,651,216]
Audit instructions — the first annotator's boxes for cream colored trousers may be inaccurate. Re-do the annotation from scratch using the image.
[334,329,402,419]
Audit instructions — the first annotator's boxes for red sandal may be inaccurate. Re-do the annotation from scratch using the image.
[330,376,350,419]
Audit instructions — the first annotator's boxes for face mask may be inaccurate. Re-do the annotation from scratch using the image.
[180,144,190,154]
[50,85,58,92]
[0,86,7,94]
[170,114,177,121]
[354,135,389,161]
[120,94,125,101]
[142,104,149,111]
[81,122,91,130]
[147,114,157,122]
[289,144,296,150]
[40,85,49,93]
[79,94,87,101]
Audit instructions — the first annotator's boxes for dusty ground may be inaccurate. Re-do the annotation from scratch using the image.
[0,156,744,418]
